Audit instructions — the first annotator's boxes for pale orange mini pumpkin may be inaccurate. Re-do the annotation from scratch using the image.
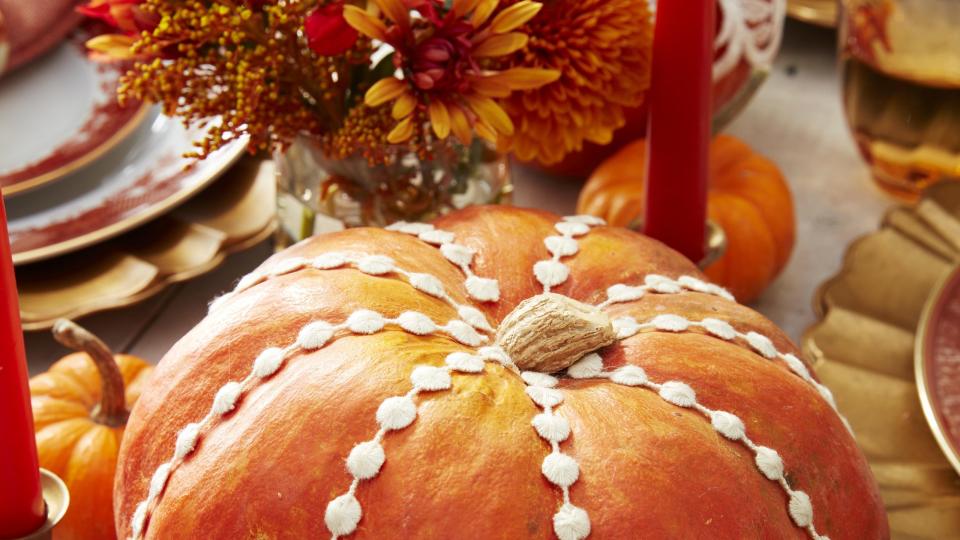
[115,206,882,539]
[30,320,153,540]
[578,135,796,303]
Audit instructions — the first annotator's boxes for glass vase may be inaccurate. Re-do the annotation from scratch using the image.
[274,136,512,247]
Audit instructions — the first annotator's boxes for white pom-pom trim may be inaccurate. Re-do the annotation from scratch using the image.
[534,260,571,288]
[148,462,172,500]
[445,352,485,373]
[173,423,201,461]
[542,452,580,487]
[754,446,784,481]
[346,441,385,480]
[525,386,564,408]
[410,366,452,391]
[397,311,437,335]
[710,410,746,440]
[298,321,335,350]
[544,235,579,257]
[466,275,500,302]
[532,413,571,442]
[346,310,386,334]
[325,493,362,536]
[356,254,395,275]
[789,490,814,528]
[521,371,559,388]
[553,503,591,540]
[659,381,697,407]
[555,221,590,237]
[376,396,418,431]
[211,382,243,415]
[567,353,603,379]
[252,347,285,378]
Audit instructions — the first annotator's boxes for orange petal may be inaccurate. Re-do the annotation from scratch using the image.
[365,77,407,107]
[473,33,529,57]
[469,0,498,27]
[428,101,451,139]
[464,95,514,136]
[343,5,389,41]
[489,1,542,33]
[471,76,512,98]
[372,0,409,29]
[392,93,417,119]
[85,34,136,59]
[475,120,498,143]
[448,105,473,145]
[452,0,482,17]
[484,68,560,90]
[387,116,415,143]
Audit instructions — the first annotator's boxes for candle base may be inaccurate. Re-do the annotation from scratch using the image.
[627,218,727,270]
[11,469,69,540]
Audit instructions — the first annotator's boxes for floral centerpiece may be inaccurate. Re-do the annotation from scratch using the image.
[80,0,652,230]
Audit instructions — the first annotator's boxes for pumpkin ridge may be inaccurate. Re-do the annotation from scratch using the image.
[604,312,840,418]
[326,346,520,538]
[574,361,828,539]
[126,307,500,540]
[211,247,498,334]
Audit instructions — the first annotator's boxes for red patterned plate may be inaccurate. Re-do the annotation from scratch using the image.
[6,110,247,265]
[917,264,960,475]
[0,30,148,195]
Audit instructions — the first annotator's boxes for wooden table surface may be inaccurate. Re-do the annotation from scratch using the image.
[24,20,896,374]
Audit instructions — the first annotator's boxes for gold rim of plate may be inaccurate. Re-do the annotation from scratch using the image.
[803,181,960,538]
[17,157,277,331]
[915,266,960,476]
[787,0,838,28]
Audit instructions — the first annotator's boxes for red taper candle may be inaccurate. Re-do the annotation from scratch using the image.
[643,0,715,263]
[0,194,45,538]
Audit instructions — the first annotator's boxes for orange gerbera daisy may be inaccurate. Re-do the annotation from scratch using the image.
[344,0,559,146]
[500,0,653,164]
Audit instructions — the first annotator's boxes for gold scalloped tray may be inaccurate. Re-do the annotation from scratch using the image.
[15,158,276,331]
[803,182,960,538]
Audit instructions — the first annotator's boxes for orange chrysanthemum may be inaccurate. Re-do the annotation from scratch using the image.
[345,0,559,146]
[500,0,653,164]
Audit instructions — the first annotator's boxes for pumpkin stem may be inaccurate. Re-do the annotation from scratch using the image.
[496,293,616,373]
[52,319,129,427]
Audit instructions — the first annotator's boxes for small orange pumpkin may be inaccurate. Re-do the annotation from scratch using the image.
[30,320,153,540]
[577,135,795,303]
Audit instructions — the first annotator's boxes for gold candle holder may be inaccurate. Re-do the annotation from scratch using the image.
[15,469,69,540]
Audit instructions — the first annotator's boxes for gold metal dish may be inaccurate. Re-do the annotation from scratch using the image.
[15,158,276,331]
[787,0,837,28]
[803,182,960,538]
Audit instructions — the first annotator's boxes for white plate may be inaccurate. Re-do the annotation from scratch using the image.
[0,31,147,195]
[7,107,248,265]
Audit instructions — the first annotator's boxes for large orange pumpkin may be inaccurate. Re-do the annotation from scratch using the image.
[30,320,153,540]
[115,206,883,539]
[578,135,795,303]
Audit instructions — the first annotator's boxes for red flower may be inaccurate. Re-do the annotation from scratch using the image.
[304,3,358,56]
[78,0,158,35]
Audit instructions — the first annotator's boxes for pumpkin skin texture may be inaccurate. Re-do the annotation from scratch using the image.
[577,135,796,303]
[114,206,884,539]
[31,329,153,540]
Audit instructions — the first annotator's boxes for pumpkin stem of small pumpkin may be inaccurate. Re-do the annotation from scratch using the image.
[53,319,129,427]
[496,293,616,373]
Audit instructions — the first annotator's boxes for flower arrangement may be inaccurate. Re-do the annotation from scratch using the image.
[80,0,653,166]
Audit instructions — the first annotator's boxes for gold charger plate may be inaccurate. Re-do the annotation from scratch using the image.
[787,0,837,28]
[803,182,960,538]
[15,158,276,331]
